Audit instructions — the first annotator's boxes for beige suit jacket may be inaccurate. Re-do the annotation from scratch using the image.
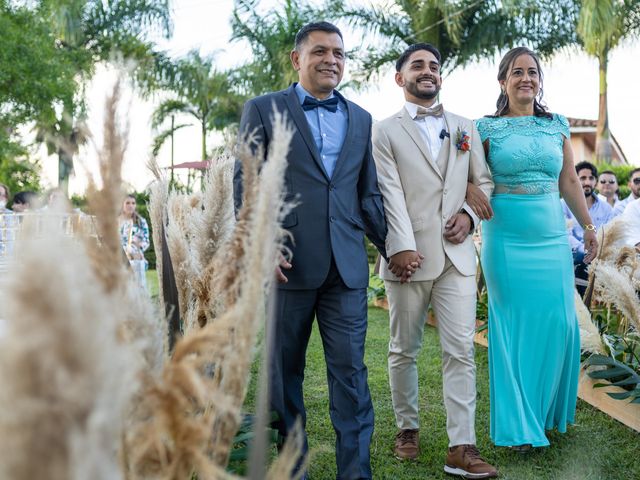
[373,107,493,282]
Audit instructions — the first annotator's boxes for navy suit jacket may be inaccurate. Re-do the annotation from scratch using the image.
[234,84,387,290]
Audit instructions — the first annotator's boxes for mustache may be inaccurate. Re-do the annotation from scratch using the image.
[416,74,437,82]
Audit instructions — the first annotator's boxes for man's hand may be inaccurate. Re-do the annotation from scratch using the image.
[276,256,292,283]
[583,230,598,264]
[388,250,424,283]
[444,213,472,244]
[466,182,493,220]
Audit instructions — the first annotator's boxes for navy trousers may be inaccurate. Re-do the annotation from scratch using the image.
[270,260,373,480]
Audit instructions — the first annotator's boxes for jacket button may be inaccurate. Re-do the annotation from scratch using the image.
[330,216,336,223]
[329,184,335,191]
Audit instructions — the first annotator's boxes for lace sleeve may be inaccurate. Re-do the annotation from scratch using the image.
[554,114,570,139]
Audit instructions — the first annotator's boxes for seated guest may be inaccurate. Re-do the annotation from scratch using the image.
[596,170,620,209]
[561,161,612,295]
[0,183,11,213]
[11,191,37,213]
[613,168,640,216]
[0,183,17,257]
[621,198,640,250]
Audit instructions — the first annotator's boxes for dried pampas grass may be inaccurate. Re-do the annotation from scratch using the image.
[597,218,627,262]
[0,214,138,480]
[591,261,640,332]
[574,290,605,354]
[130,110,297,476]
[148,160,169,305]
[85,78,128,293]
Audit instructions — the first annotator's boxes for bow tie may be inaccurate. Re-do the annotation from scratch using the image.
[302,95,339,113]
[415,104,444,119]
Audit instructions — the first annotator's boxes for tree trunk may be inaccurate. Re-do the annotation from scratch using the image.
[170,115,175,188]
[200,119,207,189]
[57,147,74,197]
[595,53,613,163]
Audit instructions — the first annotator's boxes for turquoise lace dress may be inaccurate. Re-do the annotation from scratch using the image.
[476,114,579,447]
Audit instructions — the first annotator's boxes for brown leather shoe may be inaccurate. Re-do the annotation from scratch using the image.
[444,444,498,478]
[393,429,419,460]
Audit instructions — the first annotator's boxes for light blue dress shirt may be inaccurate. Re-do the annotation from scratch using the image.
[295,83,348,178]
[561,195,613,253]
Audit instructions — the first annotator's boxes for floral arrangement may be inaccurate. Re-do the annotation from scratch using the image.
[580,219,640,405]
[455,127,470,152]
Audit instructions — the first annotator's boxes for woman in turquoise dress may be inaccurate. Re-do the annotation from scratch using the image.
[471,47,598,449]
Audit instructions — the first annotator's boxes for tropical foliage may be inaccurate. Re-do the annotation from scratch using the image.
[577,0,640,162]
[33,0,173,193]
[580,219,640,404]
[334,0,581,81]
[151,50,244,162]
[231,0,338,94]
[0,1,76,168]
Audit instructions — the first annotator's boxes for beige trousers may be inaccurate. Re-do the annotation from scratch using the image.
[385,257,477,446]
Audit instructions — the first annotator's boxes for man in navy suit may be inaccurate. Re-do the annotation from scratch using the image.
[234,21,389,480]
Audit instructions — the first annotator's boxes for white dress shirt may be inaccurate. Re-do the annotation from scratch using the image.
[622,198,640,247]
[404,101,446,164]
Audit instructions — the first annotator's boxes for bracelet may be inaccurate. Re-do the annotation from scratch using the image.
[583,223,597,233]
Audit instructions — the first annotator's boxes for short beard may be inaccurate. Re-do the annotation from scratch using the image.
[406,80,440,100]
[583,188,592,198]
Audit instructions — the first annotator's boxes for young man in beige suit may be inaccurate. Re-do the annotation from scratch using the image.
[372,43,497,479]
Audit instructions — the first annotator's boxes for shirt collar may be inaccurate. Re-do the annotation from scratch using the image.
[404,101,442,119]
[295,82,336,104]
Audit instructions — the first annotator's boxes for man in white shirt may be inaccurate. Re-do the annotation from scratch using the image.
[621,198,640,249]
[596,170,620,209]
[613,168,640,216]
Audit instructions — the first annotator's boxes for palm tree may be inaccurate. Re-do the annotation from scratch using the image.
[151,51,245,189]
[36,0,172,195]
[152,51,244,161]
[335,0,580,80]
[577,0,640,162]
[231,0,338,95]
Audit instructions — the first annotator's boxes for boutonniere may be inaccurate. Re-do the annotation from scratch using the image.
[455,127,471,152]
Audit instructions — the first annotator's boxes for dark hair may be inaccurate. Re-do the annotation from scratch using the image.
[575,161,598,177]
[123,193,142,226]
[395,43,441,72]
[630,167,640,179]
[294,22,343,50]
[493,46,551,118]
[12,191,36,205]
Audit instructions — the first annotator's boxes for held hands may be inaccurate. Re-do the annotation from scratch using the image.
[466,182,493,220]
[388,250,425,284]
[444,212,472,244]
[582,230,598,264]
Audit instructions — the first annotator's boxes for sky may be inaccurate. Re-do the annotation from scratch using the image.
[40,0,640,195]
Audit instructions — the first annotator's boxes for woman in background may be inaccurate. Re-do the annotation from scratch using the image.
[118,194,150,290]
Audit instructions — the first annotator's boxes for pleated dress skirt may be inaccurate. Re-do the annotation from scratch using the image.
[481,193,580,447]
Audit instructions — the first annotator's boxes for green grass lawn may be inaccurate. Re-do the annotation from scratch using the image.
[247,306,640,480]
[146,269,159,299]
[144,269,639,479]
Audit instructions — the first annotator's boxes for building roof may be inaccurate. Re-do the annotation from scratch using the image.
[566,117,628,164]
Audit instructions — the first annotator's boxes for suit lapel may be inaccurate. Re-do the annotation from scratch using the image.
[329,91,352,180]
[283,85,330,180]
[398,109,443,180]
[443,112,458,183]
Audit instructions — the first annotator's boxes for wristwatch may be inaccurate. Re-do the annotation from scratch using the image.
[583,223,597,233]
